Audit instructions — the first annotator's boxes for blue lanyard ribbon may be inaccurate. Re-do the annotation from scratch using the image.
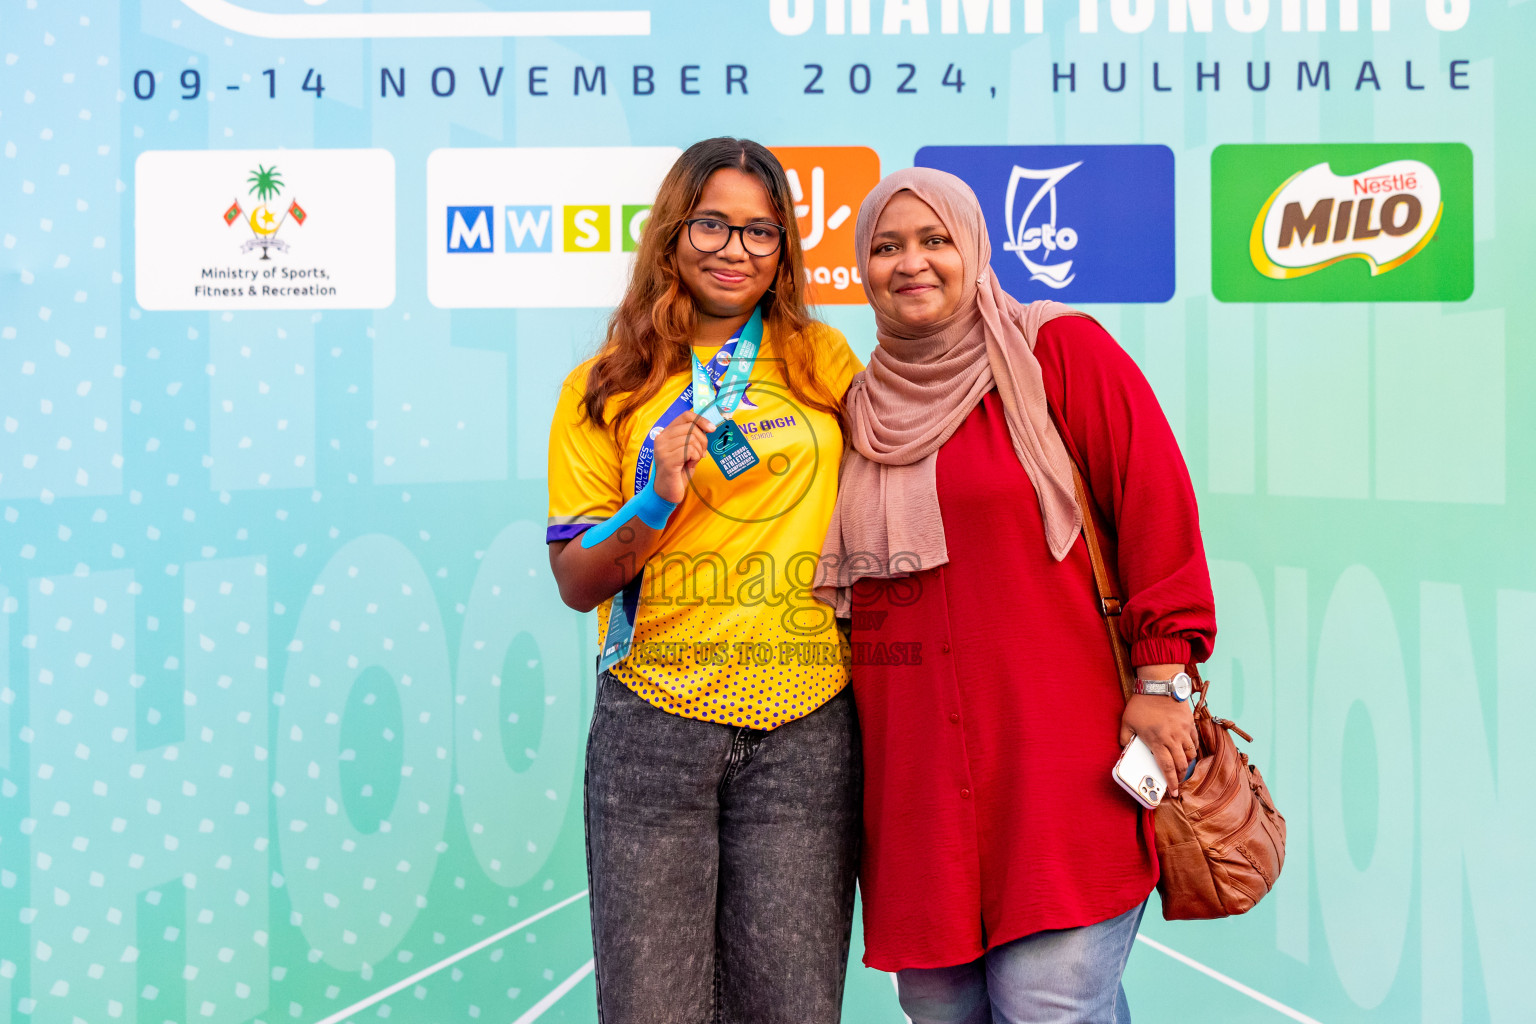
[606,368,726,666]
[630,307,762,494]
[601,309,764,673]
[691,306,763,428]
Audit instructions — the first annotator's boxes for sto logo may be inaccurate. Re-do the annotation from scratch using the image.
[1003,163,1082,289]
[915,144,1175,304]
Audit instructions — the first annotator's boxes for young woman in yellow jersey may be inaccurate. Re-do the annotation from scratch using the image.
[545,138,862,1024]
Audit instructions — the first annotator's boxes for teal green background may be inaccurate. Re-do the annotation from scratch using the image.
[1,1,1531,1023]
[1211,142,1475,302]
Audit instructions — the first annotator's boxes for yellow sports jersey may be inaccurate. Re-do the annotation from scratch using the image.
[547,322,860,730]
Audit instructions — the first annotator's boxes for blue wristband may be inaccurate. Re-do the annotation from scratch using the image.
[579,479,678,548]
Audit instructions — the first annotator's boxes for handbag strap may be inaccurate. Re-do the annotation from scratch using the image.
[1068,463,1136,704]
[1068,460,1209,711]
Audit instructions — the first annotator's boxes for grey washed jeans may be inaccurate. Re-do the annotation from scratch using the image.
[583,671,862,1024]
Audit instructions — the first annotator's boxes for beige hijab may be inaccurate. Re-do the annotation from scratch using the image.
[813,167,1087,616]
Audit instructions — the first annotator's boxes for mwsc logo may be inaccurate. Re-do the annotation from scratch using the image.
[1212,144,1473,302]
[444,204,649,255]
[428,147,681,308]
[916,145,1174,304]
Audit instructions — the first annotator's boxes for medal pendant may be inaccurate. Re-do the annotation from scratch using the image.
[707,420,760,480]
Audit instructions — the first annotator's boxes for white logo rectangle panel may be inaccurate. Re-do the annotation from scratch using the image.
[426,146,682,309]
[134,148,396,311]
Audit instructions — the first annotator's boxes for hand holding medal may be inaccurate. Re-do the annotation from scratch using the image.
[650,410,715,505]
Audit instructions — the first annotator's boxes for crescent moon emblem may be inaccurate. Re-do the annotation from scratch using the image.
[249,205,277,236]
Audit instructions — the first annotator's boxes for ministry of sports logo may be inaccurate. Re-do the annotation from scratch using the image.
[222,163,308,259]
[916,145,1174,304]
[136,148,394,311]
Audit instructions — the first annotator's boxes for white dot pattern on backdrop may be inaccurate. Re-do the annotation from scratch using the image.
[0,2,608,1021]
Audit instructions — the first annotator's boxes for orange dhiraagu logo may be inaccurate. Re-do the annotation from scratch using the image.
[770,146,880,304]
[1250,159,1442,279]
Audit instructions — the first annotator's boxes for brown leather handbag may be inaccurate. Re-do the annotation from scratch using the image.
[1070,464,1287,921]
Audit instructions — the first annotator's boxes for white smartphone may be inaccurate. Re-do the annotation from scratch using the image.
[1113,736,1168,810]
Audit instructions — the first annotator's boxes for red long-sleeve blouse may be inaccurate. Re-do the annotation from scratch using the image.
[849,315,1217,971]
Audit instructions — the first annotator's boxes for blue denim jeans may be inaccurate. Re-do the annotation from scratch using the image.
[895,901,1147,1024]
[583,671,862,1024]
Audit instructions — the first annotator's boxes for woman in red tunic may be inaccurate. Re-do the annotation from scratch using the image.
[815,168,1216,1023]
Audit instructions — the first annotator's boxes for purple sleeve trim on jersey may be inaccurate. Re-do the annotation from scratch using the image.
[546,523,594,544]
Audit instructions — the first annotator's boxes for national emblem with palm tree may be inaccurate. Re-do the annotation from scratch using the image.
[221,162,308,259]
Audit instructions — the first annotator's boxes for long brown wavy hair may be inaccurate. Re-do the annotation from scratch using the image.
[581,137,843,433]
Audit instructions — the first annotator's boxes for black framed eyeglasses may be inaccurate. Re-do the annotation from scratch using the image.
[685,217,785,257]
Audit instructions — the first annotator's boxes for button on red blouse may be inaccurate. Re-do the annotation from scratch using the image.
[849,316,1216,972]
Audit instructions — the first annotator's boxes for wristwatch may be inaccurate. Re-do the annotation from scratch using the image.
[1133,671,1194,702]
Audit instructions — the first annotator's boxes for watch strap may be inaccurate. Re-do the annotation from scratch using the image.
[1135,673,1192,700]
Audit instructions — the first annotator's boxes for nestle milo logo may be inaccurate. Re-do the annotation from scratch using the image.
[1252,159,1441,279]
[1212,143,1472,303]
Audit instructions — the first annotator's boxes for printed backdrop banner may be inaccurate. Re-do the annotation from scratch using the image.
[0,2,1530,1023]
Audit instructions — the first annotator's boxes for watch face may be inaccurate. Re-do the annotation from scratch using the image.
[1173,673,1193,700]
